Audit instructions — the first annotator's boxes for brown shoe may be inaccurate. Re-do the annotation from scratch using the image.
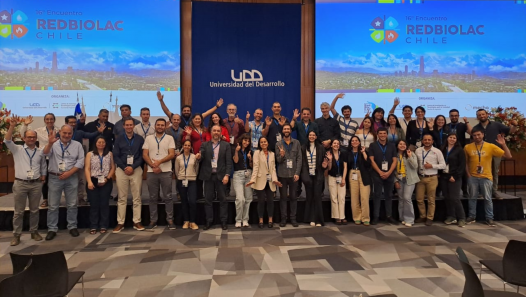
[190,223,199,230]
[182,221,189,229]
[10,235,21,246]
[133,223,145,231]
[31,231,43,241]
[113,224,125,233]
[425,219,434,226]
[415,217,427,223]
[40,200,48,208]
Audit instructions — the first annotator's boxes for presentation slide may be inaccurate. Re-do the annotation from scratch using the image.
[315,0,526,118]
[0,0,180,121]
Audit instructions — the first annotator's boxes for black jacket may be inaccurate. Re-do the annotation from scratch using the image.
[300,143,326,184]
[441,145,465,180]
[198,140,233,181]
[78,120,115,151]
[347,149,372,186]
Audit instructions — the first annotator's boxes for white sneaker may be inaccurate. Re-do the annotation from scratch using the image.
[242,221,249,227]
[235,222,241,228]
[310,222,315,226]
[405,223,412,227]
[315,224,322,227]
[401,221,406,225]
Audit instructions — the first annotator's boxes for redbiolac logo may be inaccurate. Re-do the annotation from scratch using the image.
[0,9,29,38]
[370,16,399,44]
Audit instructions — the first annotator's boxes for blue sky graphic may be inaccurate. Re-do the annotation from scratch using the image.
[316,1,526,74]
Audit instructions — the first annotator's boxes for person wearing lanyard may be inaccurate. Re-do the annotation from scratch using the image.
[355,117,376,149]
[77,109,115,152]
[387,114,405,144]
[224,103,245,145]
[441,134,467,227]
[143,119,176,230]
[394,139,419,227]
[205,113,230,143]
[329,93,359,151]
[245,108,270,152]
[113,118,145,233]
[43,125,85,241]
[4,117,47,246]
[232,134,254,228]
[347,136,372,226]
[85,136,115,235]
[113,104,141,139]
[368,127,398,225]
[301,131,328,227]
[326,139,348,225]
[275,124,302,227]
[464,127,511,227]
[315,102,340,150]
[175,140,200,230]
[429,115,449,149]
[197,125,233,230]
[388,98,413,135]
[20,113,59,208]
[133,107,155,139]
[415,134,446,226]
[267,102,290,152]
[246,136,282,228]
[406,106,432,151]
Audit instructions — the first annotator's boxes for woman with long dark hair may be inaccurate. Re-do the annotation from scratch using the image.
[406,106,432,151]
[233,134,253,228]
[326,139,348,225]
[85,136,115,234]
[441,134,466,227]
[301,131,328,226]
[429,115,449,149]
[387,114,406,144]
[175,140,200,230]
[394,139,419,227]
[183,114,207,199]
[204,112,230,143]
[347,136,372,225]
[371,107,387,132]
[355,117,377,149]
[246,137,282,228]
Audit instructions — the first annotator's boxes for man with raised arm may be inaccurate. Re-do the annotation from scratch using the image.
[157,91,224,128]
[330,93,358,151]
[389,97,413,134]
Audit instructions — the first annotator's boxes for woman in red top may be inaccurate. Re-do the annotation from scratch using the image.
[203,113,230,143]
[183,114,207,154]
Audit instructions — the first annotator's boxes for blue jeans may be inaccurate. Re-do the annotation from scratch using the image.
[468,177,493,220]
[47,173,79,232]
[233,170,253,223]
[396,179,415,224]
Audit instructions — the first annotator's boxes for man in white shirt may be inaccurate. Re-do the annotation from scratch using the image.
[143,118,176,230]
[4,117,47,246]
[415,133,446,226]
[134,107,155,139]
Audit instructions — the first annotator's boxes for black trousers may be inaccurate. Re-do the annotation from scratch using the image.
[177,180,197,223]
[204,175,227,223]
[304,176,324,224]
[256,182,274,219]
[441,176,465,220]
[372,174,394,219]
[86,177,112,230]
[279,177,298,222]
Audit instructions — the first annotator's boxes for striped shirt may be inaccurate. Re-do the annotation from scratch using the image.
[335,113,358,146]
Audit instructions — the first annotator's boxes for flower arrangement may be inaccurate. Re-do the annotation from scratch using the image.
[0,109,23,154]
[488,106,526,151]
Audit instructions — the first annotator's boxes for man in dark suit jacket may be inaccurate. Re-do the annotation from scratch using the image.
[197,125,233,230]
[77,109,115,151]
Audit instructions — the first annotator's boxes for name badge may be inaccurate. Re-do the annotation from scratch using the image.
[381,161,388,171]
[252,140,258,148]
[416,140,422,148]
[127,155,134,165]
[444,164,449,173]
[476,165,483,174]
[336,176,342,184]
[27,170,34,179]
[58,161,66,172]
[230,137,235,145]
[352,172,358,181]
[451,129,457,135]
[309,168,315,176]
[212,159,218,169]
[276,133,282,142]
[266,174,271,181]
[286,159,293,169]
[182,179,189,187]
[97,175,105,184]
[244,170,250,178]
[342,139,349,147]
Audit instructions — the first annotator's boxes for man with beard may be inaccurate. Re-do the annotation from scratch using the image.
[197,125,233,230]
[114,104,140,139]
[276,124,302,227]
[330,93,358,151]
[134,107,156,139]
[267,102,289,152]
[245,108,270,152]
[472,109,517,199]
[157,91,224,129]
[142,119,176,230]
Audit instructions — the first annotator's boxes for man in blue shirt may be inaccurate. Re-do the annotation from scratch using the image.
[43,125,85,240]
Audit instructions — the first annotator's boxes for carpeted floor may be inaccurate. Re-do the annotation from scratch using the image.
[1,219,526,297]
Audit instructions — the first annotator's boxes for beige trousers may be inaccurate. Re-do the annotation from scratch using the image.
[115,167,143,224]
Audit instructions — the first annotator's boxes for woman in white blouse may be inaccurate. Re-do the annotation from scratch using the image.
[355,117,377,148]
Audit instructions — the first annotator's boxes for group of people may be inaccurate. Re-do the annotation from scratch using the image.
[7,93,518,246]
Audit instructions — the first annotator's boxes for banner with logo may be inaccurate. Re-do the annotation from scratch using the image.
[0,0,180,119]
[315,0,526,118]
[192,2,301,120]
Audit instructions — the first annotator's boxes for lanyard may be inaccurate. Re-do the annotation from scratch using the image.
[242,150,248,169]
[25,147,37,168]
[273,117,281,127]
[171,127,180,141]
[377,141,387,160]
[422,149,431,163]
[309,149,315,165]
[417,120,425,137]
[141,122,150,137]
[353,152,358,170]
[363,131,370,141]
[59,141,70,160]
[302,122,309,134]
[282,140,292,152]
[155,133,166,151]
[195,128,203,142]
[253,122,262,135]
[182,117,190,127]
[389,128,396,142]
[265,151,270,171]
[125,135,135,147]
[98,155,104,173]
[228,120,235,134]
[450,123,458,132]
[334,151,341,174]
[446,147,453,163]
[475,142,484,164]
[212,142,220,159]
[439,129,443,146]
[403,119,409,127]
[183,154,190,178]
[343,118,352,131]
